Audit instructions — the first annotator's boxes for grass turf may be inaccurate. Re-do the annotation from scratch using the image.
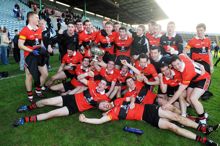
[0,55,219,146]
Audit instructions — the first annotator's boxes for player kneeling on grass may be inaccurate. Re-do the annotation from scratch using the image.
[13,78,111,127]
[157,63,186,110]
[79,97,219,146]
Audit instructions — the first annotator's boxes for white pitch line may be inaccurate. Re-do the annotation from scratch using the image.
[0,73,24,80]
[0,67,59,81]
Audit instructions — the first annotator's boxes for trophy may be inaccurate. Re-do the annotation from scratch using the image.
[90,46,105,61]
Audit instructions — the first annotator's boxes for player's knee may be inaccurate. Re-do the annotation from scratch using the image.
[44,72,49,78]
[42,99,50,105]
[51,76,57,81]
[189,96,197,104]
[173,114,181,122]
[167,123,178,133]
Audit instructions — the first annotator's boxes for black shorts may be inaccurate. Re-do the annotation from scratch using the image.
[195,60,210,74]
[62,95,79,115]
[64,70,76,79]
[63,81,75,92]
[142,104,160,128]
[167,86,179,97]
[115,55,131,66]
[188,78,210,91]
[38,55,47,66]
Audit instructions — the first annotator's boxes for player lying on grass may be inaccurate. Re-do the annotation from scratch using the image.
[13,78,111,127]
[79,97,219,146]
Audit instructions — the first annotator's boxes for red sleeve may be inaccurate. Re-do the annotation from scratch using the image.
[181,75,191,85]
[75,65,82,75]
[62,54,67,64]
[94,32,100,44]
[113,70,120,82]
[99,68,105,75]
[77,52,83,62]
[87,80,96,89]
[162,76,168,84]
[107,108,118,121]
[186,39,194,49]
[149,64,158,77]
[78,32,84,45]
[19,27,27,40]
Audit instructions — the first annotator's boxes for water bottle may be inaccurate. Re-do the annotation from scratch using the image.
[123,126,144,135]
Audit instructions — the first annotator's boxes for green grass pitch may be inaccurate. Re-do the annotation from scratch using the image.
[0,55,219,146]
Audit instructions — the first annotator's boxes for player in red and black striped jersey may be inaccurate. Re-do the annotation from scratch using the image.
[123,77,157,105]
[79,20,97,57]
[146,24,162,47]
[49,57,89,94]
[18,11,47,102]
[163,54,210,124]
[93,59,119,99]
[157,63,184,113]
[185,23,213,100]
[79,96,219,146]
[113,22,121,34]
[113,65,133,98]
[114,26,133,69]
[75,19,84,36]
[121,53,159,91]
[13,78,111,127]
[45,46,83,88]
[160,21,183,55]
[185,23,213,74]
[146,20,156,43]
[94,21,117,62]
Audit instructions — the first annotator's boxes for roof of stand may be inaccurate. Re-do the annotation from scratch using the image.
[59,0,168,24]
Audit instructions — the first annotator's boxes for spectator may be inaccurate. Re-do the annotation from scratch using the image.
[214,45,219,58]
[12,30,20,63]
[13,3,20,18]
[0,27,10,64]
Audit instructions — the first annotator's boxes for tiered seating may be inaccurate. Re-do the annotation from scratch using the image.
[0,0,31,38]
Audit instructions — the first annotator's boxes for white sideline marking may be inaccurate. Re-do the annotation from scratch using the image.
[0,67,59,81]
[0,73,24,80]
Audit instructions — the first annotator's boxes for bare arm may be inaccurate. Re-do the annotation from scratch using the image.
[121,60,141,75]
[97,60,107,68]
[93,61,102,72]
[77,71,94,86]
[143,75,160,86]
[163,84,188,110]
[79,114,111,124]
[158,74,167,93]
[106,81,116,98]
[57,63,65,72]
[18,39,33,52]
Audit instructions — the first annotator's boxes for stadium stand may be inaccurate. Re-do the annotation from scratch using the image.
[0,0,31,38]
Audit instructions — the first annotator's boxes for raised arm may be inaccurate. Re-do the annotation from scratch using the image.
[121,60,141,75]
[79,114,111,124]
[106,81,116,98]
[77,71,94,86]
[158,73,168,93]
